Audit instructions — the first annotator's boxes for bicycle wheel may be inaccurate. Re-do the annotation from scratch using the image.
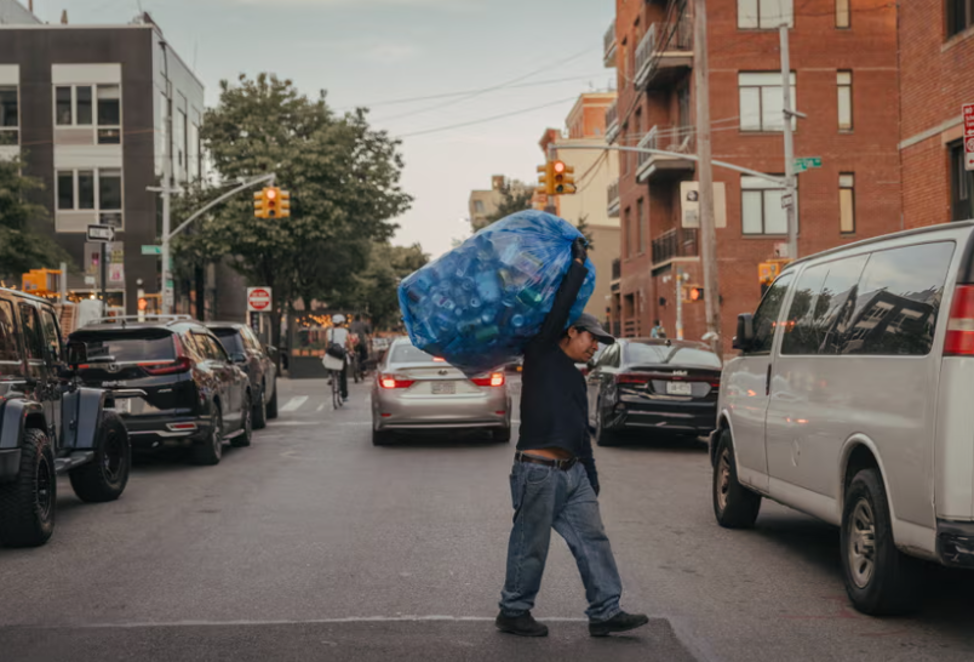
[332,370,342,409]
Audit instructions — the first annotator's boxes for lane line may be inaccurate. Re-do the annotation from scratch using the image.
[13,615,593,629]
[316,403,325,412]
[278,396,309,412]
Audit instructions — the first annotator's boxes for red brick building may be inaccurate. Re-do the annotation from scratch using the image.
[605,0,901,348]
[899,0,974,227]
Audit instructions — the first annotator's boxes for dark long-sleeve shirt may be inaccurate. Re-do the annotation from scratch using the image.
[516,260,599,490]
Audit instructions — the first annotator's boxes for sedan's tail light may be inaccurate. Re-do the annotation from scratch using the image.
[379,374,415,389]
[472,372,505,387]
[946,285,974,355]
[615,373,650,384]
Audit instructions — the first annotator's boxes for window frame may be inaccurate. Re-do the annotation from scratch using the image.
[947,0,974,38]
[0,85,19,146]
[738,0,795,29]
[741,174,799,236]
[53,83,122,145]
[738,72,797,132]
[836,0,851,28]
[839,173,856,234]
[837,70,853,131]
[55,168,124,214]
[636,197,645,255]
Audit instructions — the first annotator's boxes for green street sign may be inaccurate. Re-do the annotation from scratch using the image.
[794,157,823,173]
[141,245,162,255]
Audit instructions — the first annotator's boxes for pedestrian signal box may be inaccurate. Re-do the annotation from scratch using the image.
[683,285,704,303]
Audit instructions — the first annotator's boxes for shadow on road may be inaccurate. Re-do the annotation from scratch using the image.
[377,429,506,450]
[603,433,709,454]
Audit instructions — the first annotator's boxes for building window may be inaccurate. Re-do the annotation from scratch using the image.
[837,71,853,131]
[189,120,201,181]
[836,0,850,27]
[738,0,794,29]
[948,0,974,37]
[624,207,632,258]
[176,109,187,171]
[739,72,796,132]
[741,175,797,235]
[473,200,485,214]
[96,85,121,144]
[636,197,645,254]
[951,141,974,221]
[55,84,120,144]
[0,86,17,145]
[56,169,122,213]
[840,174,855,233]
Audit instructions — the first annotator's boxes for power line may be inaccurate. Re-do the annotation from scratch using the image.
[397,96,578,138]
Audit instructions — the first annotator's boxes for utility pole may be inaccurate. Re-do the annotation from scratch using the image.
[675,268,686,340]
[99,242,108,311]
[693,0,721,353]
[780,22,798,260]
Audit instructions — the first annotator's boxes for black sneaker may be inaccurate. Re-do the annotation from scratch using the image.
[495,611,549,637]
[589,611,650,637]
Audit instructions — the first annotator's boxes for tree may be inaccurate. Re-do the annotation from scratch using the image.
[0,156,72,282]
[476,178,533,231]
[171,73,412,356]
[576,214,595,250]
[334,241,429,331]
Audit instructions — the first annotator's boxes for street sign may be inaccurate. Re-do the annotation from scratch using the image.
[781,193,794,209]
[141,245,162,255]
[247,287,273,313]
[964,104,974,171]
[86,224,114,242]
[84,276,96,286]
[793,157,822,173]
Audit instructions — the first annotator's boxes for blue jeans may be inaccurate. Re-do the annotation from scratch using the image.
[499,460,622,622]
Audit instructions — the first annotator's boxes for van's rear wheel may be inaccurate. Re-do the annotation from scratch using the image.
[840,469,922,615]
[712,430,761,529]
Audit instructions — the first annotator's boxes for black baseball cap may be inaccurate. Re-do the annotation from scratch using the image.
[572,313,615,345]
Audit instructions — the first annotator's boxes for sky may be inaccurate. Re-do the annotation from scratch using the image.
[31,0,615,258]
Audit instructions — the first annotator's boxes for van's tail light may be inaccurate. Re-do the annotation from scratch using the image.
[945,285,974,356]
[380,374,415,389]
[472,372,505,387]
[616,373,650,385]
[141,334,193,375]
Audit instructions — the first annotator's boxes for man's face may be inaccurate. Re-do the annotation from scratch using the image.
[562,328,600,363]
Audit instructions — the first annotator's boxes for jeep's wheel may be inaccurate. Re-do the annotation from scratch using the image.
[252,384,268,430]
[192,405,224,466]
[712,429,762,529]
[232,394,253,448]
[266,379,279,419]
[70,410,131,503]
[0,428,56,548]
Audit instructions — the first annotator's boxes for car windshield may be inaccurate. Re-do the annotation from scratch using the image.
[73,331,175,363]
[390,343,438,364]
[625,342,721,369]
[211,329,244,354]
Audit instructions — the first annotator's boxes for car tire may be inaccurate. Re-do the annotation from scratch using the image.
[232,393,253,448]
[840,468,922,616]
[266,379,279,420]
[69,410,131,503]
[492,426,512,443]
[372,427,393,446]
[594,400,617,447]
[252,384,268,430]
[0,428,56,548]
[712,429,761,529]
[192,405,224,466]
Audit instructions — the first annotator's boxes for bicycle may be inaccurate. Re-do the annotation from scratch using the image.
[330,367,343,409]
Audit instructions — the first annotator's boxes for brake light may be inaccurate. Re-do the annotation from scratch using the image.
[946,285,974,356]
[472,372,505,387]
[379,374,415,389]
[432,357,446,362]
[141,356,193,375]
[616,373,650,384]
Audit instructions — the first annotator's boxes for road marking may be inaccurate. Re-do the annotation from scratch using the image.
[279,396,308,412]
[30,615,591,629]
[316,402,325,412]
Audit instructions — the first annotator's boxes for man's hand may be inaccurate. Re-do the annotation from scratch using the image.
[571,237,588,264]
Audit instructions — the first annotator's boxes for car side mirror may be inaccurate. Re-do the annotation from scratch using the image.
[66,341,88,367]
[231,351,247,364]
[733,313,755,351]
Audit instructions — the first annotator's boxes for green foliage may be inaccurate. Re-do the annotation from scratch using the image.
[477,178,533,231]
[576,214,594,250]
[334,242,429,331]
[0,155,72,282]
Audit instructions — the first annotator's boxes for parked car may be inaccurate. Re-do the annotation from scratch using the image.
[69,316,253,465]
[206,322,278,428]
[712,221,974,616]
[370,338,512,445]
[586,338,721,445]
[0,288,131,548]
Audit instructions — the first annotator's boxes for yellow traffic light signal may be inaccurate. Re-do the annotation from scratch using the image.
[536,162,554,196]
[553,160,576,195]
[253,190,266,218]
[265,187,281,218]
[279,190,291,218]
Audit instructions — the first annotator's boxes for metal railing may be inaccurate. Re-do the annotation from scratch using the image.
[605,99,619,143]
[633,24,658,88]
[633,13,693,88]
[607,178,620,216]
[636,125,696,174]
[651,228,699,265]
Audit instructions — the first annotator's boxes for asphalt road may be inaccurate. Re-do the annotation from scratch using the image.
[2,376,974,661]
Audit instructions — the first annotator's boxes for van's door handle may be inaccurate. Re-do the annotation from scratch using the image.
[765,364,772,396]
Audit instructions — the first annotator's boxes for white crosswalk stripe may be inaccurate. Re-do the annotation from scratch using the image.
[279,396,309,412]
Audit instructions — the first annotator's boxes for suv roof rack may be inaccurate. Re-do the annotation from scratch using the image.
[92,314,195,328]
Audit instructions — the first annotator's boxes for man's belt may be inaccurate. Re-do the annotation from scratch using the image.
[515,451,577,471]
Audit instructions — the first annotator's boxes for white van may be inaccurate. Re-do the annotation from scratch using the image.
[712,222,974,616]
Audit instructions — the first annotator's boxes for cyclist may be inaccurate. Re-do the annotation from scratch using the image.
[326,314,352,402]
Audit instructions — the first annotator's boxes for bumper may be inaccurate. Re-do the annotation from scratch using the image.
[937,520,974,568]
[374,391,511,431]
[123,414,211,450]
[0,448,21,482]
[608,398,717,434]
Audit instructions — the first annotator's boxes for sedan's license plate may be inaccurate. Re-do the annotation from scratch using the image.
[432,381,456,395]
[666,382,693,396]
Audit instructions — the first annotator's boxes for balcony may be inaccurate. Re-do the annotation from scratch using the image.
[635,125,696,183]
[633,14,693,91]
[607,178,620,218]
[603,22,617,68]
[605,99,619,144]
[652,228,699,267]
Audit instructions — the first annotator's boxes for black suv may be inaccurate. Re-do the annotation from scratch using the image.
[69,316,253,466]
[205,322,278,429]
[0,288,131,548]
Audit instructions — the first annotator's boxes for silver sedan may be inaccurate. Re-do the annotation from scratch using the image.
[370,338,512,445]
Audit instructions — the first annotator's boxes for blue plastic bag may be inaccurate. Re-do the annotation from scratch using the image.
[397,210,596,375]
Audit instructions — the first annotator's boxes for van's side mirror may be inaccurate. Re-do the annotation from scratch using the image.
[733,313,755,351]
[66,341,88,368]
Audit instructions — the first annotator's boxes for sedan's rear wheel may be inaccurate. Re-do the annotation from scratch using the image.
[594,401,617,447]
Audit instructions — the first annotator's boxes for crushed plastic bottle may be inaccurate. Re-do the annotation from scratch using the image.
[398,210,596,376]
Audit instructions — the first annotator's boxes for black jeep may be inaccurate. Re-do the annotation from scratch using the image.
[0,288,131,548]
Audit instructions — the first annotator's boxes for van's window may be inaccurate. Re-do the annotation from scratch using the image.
[750,272,794,354]
[843,242,955,356]
[783,256,868,355]
[782,264,829,355]
[0,300,23,375]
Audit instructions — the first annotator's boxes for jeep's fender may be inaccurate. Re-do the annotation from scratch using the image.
[61,387,109,451]
[0,398,45,450]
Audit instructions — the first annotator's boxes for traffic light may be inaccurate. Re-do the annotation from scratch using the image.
[683,285,704,303]
[138,297,148,312]
[536,162,554,196]
[552,160,576,195]
[279,190,291,218]
[253,191,266,218]
[254,187,286,218]
[264,187,280,218]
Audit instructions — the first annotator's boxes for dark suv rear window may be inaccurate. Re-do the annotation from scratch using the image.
[210,328,244,354]
[73,331,175,363]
